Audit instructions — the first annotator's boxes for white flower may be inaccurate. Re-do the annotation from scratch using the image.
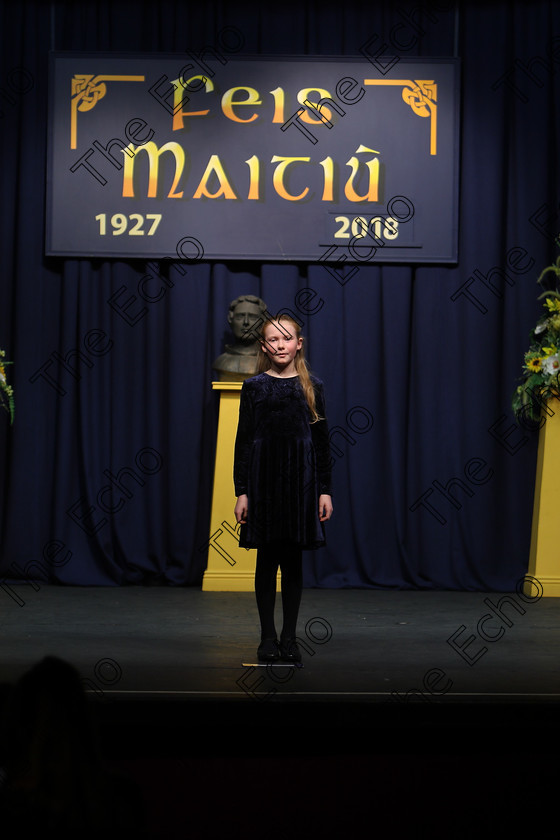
[542,354,560,374]
[535,320,548,334]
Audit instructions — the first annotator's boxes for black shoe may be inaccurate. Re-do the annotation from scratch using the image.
[257,638,280,662]
[279,637,302,662]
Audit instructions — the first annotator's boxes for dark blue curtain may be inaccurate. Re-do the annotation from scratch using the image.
[0,0,558,590]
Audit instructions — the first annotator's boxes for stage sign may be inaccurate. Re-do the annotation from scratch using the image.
[46,52,459,263]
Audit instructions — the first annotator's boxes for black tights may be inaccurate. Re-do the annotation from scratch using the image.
[255,542,303,641]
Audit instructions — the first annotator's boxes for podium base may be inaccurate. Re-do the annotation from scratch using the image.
[524,576,560,598]
[203,570,281,592]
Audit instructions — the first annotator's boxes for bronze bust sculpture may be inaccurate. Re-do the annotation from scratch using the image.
[213,295,268,380]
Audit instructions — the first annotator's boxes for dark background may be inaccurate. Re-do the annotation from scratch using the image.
[1,0,559,591]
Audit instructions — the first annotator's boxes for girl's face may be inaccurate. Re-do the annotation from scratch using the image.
[261,321,303,375]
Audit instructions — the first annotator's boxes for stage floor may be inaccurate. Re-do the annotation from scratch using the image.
[1,584,558,704]
[2,584,559,839]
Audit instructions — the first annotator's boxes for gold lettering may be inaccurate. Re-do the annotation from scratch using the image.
[245,155,260,200]
[269,87,285,123]
[172,75,213,131]
[270,155,311,201]
[193,154,237,199]
[297,88,333,123]
[122,141,185,198]
[319,156,334,202]
[344,145,379,203]
[222,86,261,123]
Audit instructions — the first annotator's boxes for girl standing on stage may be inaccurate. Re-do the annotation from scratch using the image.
[233,314,333,662]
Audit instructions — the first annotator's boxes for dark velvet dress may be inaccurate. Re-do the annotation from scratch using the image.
[234,372,332,549]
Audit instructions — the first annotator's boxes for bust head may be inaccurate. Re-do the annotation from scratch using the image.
[212,295,270,379]
[228,295,268,343]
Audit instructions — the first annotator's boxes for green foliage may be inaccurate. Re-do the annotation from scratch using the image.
[512,243,560,424]
[0,349,14,424]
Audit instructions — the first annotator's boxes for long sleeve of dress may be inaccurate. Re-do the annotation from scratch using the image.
[233,382,254,496]
[311,381,333,496]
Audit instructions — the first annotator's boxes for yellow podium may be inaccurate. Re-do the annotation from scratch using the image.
[202,381,280,591]
[527,403,560,596]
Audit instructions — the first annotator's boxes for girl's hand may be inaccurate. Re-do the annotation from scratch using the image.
[234,494,248,524]
[318,494,333,522]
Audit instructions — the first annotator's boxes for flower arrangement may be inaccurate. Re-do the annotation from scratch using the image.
[0,349,14,424]
[512,243,560,424]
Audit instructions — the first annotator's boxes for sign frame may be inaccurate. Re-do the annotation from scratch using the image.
[46,52,460,264]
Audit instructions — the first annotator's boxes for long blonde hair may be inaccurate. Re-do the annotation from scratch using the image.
[256,314,321,422]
